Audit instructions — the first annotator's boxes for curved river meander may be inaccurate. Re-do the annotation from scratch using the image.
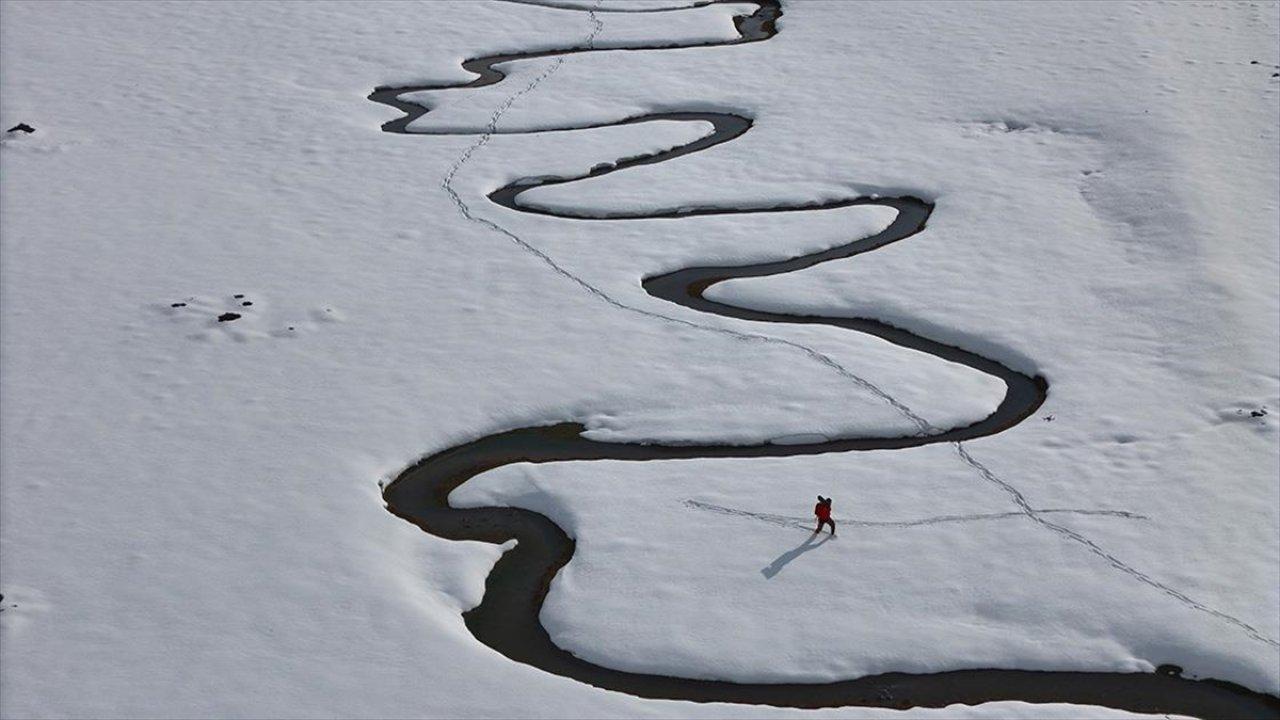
[370,2,1280,716]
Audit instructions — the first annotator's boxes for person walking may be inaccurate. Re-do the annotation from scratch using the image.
[814,495,836,536]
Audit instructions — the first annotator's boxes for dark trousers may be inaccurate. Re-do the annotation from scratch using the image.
[815,518,835,534]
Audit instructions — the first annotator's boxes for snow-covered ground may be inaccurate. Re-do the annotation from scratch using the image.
[1,0,1276,717]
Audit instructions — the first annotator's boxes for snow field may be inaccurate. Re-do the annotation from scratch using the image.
[1,0,1275,716]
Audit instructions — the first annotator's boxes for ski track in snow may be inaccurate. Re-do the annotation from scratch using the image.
[373,0,1278,699]
[682,498,1150,531]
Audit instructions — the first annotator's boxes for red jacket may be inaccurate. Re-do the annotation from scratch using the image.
[815,502,831,520]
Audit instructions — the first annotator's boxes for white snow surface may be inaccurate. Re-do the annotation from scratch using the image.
[1,0,1275,717]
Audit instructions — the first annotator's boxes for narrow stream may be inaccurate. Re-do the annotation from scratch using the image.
[371,2,1280,716]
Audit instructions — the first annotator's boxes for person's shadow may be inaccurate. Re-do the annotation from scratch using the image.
[761,531,832,579]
